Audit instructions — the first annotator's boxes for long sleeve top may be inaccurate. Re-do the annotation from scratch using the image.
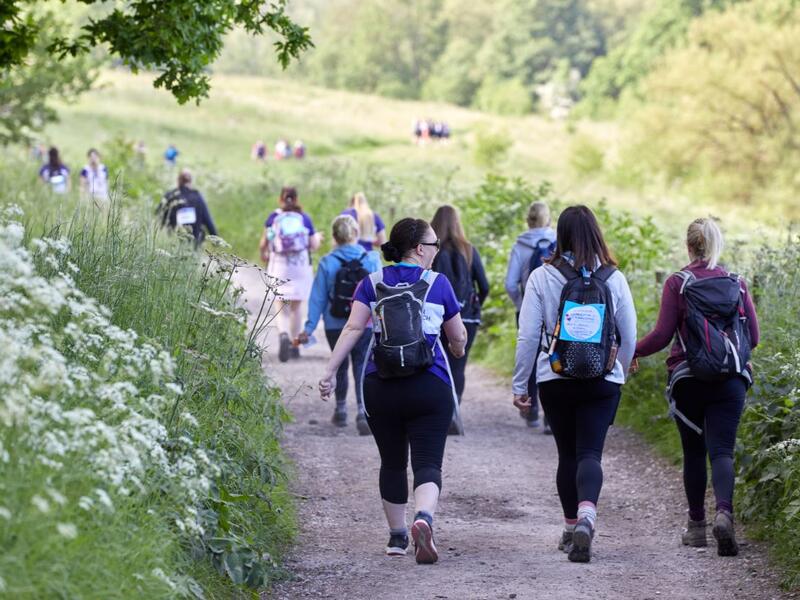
[304,244,382,334]
[512,262,638,395]
[432,245,490,323]
[505,227,557,310]
[635,261,760,372]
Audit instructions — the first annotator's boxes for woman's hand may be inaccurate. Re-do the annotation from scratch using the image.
[448,341,465,359]
[629,357,639,374]
[260,249,270,264]
[319,369,336,401]
[513,394,531,417]
[296,331,309,346]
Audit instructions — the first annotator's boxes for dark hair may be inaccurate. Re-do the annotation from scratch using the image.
[381,217,430,263]
[48,146,63,170]
[431,205,472,268]
[87,148,99,157]
[279,186,302,212]
[551,205,616,270]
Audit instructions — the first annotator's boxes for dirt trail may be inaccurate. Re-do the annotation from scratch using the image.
[234,267,787,600]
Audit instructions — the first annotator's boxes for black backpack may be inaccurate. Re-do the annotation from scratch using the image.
[433,248,474,312]
[329,252,369,318]
[369,269,438,379]
[675,270,751,381]
[522,238,556,296]
[545,263,619,379]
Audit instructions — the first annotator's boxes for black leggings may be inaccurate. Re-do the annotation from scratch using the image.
[673,377,746,520]
[364,372,454,504]
[443,322,479,401]
[539,379,621,519]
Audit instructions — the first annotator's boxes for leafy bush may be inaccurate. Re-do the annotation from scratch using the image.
[568,134,605,177]
[473,78,533,116]
[472,128,511,169]
[0,161,295,596]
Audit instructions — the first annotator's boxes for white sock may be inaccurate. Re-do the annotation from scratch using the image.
[413,482,440,519]
[577,501,597,530]
[382,500,407,531]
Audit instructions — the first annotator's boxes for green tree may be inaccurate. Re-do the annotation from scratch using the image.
[476,0,606,106]
[579,0,741,116]
[1,0,312,104]
[0,11,95,144]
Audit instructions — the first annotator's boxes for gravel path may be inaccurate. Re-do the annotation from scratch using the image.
[234,267,788,600]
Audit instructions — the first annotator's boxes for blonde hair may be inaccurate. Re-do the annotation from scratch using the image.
[350,192,376,242]
[332,214,359,245]
[527,201,550,228]
[687,217,724,269]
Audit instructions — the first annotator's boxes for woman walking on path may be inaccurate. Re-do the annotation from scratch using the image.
[259,187,321,362]
[319,218,467,564]
[635,218,759,556]
[38,147,71,194]
[341,192,387,252]
[512,205,637,563]
[297,215,381,434]
[431,205,489,435]
[505,201,557,431]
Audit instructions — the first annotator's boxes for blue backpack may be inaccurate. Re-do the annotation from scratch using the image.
[522,238,556,296]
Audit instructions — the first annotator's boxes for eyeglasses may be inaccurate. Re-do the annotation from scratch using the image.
[419,239,441,250]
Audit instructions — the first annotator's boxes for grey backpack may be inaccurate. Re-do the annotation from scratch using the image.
[369,270,438,379]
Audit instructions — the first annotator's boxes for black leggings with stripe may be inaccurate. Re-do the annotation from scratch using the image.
[364,372,454,504]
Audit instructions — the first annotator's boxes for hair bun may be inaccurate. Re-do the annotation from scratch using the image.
[381,241,401,263]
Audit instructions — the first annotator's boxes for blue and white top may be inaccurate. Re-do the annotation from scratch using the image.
[353,264,461,386]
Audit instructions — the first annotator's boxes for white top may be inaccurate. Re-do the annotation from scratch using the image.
[512,263,638,394]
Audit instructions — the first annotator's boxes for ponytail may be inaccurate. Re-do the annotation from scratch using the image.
[687,217,723,269]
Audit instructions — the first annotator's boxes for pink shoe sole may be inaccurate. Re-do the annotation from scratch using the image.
[411,520,438,564]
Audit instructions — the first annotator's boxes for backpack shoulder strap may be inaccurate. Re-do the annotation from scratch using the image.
[592,265,617,282]
[674,270,695,295]
[420,269,439,304]
[555,262,580,282]
[368,269,384,296]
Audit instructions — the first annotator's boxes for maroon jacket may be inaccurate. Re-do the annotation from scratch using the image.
[635,260,760,372]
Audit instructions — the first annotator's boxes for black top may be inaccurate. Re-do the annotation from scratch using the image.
[158,185,217,244]
[432,245,489,323]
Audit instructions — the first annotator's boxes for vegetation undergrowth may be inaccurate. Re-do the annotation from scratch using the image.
[461,173,800,588]
[0,160,295,597]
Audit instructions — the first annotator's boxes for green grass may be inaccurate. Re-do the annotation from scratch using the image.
[1,162,295,597]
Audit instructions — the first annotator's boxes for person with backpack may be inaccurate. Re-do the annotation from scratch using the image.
[259,187,321,363]
[296,215,381,434]
[318,217,467,564]
[634,218,759,557]
[512,205,637,564]
[505,201,557,431]
[341,192,387,252]
[38,147,71,194]
[431,204,489,435]
[158,168,218,246]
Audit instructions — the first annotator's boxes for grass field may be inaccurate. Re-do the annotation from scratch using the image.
[30,68,786,253]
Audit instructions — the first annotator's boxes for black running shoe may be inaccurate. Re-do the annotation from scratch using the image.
[356,413,371,436]
[568,518,594,563]
[386,533,409,556]
[331,409,347,427]
[278,333,291,363]
[411,514,438,564]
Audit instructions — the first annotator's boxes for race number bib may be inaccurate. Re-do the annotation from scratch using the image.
[176,206,197,226]
[559,301,605,344]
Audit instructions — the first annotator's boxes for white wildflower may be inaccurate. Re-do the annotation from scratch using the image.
[56,522,78,539]
[31,495,50,513]
[78,496,94,511]
[47,488,68,506]
[0,507,11,520]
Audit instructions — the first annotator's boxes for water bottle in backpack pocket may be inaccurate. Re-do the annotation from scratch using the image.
[546,263,619,379]
[369,270,438,379]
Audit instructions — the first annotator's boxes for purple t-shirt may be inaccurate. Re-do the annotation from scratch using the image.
[265,210,315,233]
[353,265,460,386]
[341,208,386,251]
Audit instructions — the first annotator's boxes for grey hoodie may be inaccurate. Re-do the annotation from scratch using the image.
[504,227,557,310]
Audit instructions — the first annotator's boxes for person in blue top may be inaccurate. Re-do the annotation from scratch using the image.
[296,215,381,435]
[340,192,387,252]
[319,217,467,564]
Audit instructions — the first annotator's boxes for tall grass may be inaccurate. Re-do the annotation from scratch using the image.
[1,159,295,597]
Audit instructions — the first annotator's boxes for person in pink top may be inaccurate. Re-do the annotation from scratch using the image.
[635,218,759,557]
